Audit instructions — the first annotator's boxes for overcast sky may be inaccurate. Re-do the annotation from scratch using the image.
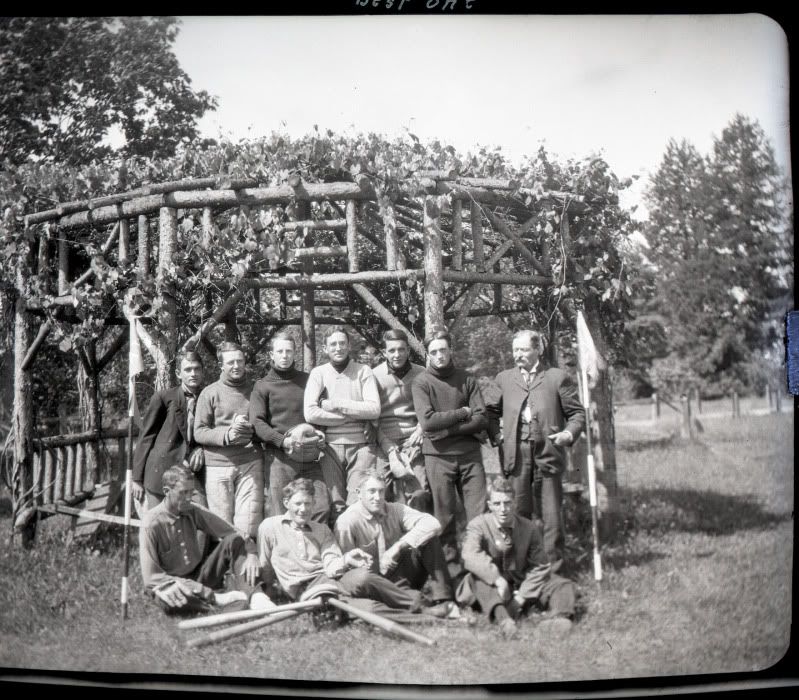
[173,14,791,216]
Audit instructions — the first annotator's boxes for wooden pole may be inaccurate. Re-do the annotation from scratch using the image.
[201,207,213,249]
[470,201,485,269]
[326,597,435,646]
[118,219,130,264]
[346,200,359,273]
[37,224,51,293]
[137,215,150,280]
[178,598,323,631]
[186,607,314,648]
[182,290,246,353]
[351,284,425,358]
[156,207,178,389]
[298,201,316,371]
[380,198,399,272]
[423,198,444,334]
[58,230,69,295]
[451,199,463,271]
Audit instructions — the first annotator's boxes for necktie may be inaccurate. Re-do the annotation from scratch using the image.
[522,371,532,423]
[186,395,196,447]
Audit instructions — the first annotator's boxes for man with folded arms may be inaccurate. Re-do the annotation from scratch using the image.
[257,478,438,611]
[457,477,577,637]
[139,465,272,614]
[335,470,457,618]
[194,341,262,538]
[304,326,381,521]
[411,328,488,567]
[371,329,428,509]
[249,331,329,523]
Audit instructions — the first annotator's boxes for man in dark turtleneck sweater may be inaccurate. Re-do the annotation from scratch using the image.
[411,329,488,568]
[250,332,330,523]
[194,342,262,538]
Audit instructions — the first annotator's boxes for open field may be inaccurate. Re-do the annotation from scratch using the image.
[0,410,792,685]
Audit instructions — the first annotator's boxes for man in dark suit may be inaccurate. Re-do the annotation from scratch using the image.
[485,330,585,570]
[132,350,206,509]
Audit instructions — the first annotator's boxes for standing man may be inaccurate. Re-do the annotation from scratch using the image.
[335,470,457,617]
[304,326,380,521]
[250,331,329,523]
[411,329,488,568]
[132,350,206,509]
[457,477,577,637]
[139,465,272,614]
[372,330,428,509]
[194,341,263,538]
[484,329,585,570]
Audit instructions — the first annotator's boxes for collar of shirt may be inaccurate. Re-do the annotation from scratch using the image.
[280,512,311,531]
[520,360,540,378]
[387,361,412,379]
[354,500,386,522]
[491,513,514,534]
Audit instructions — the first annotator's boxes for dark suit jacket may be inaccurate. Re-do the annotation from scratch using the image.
[485,364,585,476]
[460,513,550,598]
[133,386,195,495]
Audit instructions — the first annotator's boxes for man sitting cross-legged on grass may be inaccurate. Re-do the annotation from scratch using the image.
[457,476,577,637]
[335,470,459,618]
[257,477,449,613]
[139,465,273,615]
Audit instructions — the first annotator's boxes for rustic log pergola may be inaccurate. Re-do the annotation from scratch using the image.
[9,171,600,543]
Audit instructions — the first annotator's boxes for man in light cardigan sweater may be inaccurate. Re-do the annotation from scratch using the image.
[194,342,263,538]
[304,327,380,523]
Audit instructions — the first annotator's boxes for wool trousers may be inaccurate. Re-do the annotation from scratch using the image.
[204,456,264,538]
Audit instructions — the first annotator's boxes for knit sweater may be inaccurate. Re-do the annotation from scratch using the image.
[194,376,260,467]
[411,363,488,456]
[372,361,424,453]
[303,359,380,444]
[250,365,309,449]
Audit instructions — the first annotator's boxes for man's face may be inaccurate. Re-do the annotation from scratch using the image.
[270,339,295,371]
[325,332,350,364]
[283,491,314,526]
[360,347,380,367]
[177,359,204,393]
[512,335,541,372]
[219,350,246,383]
[384,340,409,371]
[427,338,451,370]
[164,478,195,514]
[487,490,516,528]
[358,476,387,515]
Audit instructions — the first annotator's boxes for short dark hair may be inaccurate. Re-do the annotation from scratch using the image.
[163,465,193,491]
[283,477,315,500]
[357,468,386,490]
[424,328,451,351]
[177,350,204,369]
[217,341,244,363]
[269,331,296,351]
[323,326,351,344]
[488,476,515,498]
[382,329,408,346]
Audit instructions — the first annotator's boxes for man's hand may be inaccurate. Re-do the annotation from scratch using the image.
[227,420,254,445]
[494,576,511,602]
[154,579,194,610]
[379,542,405,575]
[406,425,424,448]
[242,553,261,587]
[388,449,413,478]
[546,430,573,447]
[130,481,145,502]
[426,429,449,442]
[344,548,373,570]
[187,447,205,473]
[458,406,473,421]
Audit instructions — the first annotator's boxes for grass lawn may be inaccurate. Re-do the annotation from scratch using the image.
[0,411,792,685]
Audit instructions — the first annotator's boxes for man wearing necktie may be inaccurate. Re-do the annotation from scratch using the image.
[457,477,576,637]
[485,330,585,571]
[132,350,207,510]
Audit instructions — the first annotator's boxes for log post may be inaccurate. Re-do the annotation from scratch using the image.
[156,207,178,389]
[298,201,316,370]
[42,449,54,505]
[58,229,69,295]
[137,215,151,279]
[470,201,485,269]
[452,199,463,271]
[76,343,101,486]
[582,295,620,537]
[423,197,444,334]
[12,239,36,545]
[119,218,130,264]
[37,224,51,294]
[202,207,214,249]
[346,199,359,273]
[380,197,399,272]
[54,447,66,503]
[492,260,502,314]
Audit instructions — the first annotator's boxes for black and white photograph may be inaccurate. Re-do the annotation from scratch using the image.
[0,12,793,694]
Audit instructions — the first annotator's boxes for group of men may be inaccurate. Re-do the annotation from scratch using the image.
[136,325,586,636]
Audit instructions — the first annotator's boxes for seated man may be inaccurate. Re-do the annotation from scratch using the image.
[139,465,272,614]
[335,470,457,617]
[457,477,577,637]
[257,478,449,616]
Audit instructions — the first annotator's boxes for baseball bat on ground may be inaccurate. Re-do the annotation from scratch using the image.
[178,598,321,631]
[326,597,436,646]
[185,599,323,648]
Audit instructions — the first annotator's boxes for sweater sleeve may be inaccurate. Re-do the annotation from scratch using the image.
[334,368,381,420]
[438,375,489,437]
[249,381,286,449]
[412,375,469,432]
[304,369,347,426]
[193,387,229,446]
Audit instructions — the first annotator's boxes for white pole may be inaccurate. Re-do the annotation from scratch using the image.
[580,362,602,582]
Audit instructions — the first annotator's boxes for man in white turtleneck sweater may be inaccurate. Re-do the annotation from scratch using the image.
[194,342,263,538]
